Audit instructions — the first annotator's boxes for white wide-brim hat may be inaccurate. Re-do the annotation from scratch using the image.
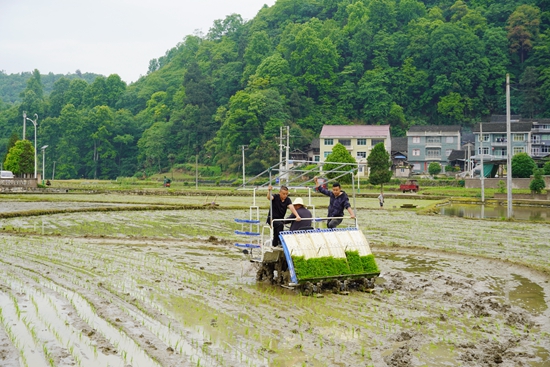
[293,197,306,207]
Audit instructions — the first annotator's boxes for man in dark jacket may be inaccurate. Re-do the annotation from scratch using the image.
[314,176,355,228]
[285,197,312,231]
[267,185,301,246]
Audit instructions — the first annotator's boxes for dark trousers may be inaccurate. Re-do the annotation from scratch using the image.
[327,218,343,229]
[272,221,284,246]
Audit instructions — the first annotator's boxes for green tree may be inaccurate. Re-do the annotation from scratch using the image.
[138,121,172,173]
[428,162,442,176]
[529,168,546,194]
[506,4,541,63]
[48,77,71,116]
[242,31,273,83]
[3,132,19,164]
[544,161,550,175]
[519,66,540,118]
[512,152,536,178]
[367,142,392,190]
[4,140,35,175]
[323,143,356,184]
[289,23,340,98]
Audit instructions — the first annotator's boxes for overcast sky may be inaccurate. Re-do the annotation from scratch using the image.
[0,0,276,83]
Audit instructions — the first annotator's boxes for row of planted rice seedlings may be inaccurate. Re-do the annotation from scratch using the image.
[107,277,263,365]
[2,237,250,361]
[0,275,55,367]
[103,282,221,365]
[43,277,163,367]
[0,246,164,367]
[0,270,123,367]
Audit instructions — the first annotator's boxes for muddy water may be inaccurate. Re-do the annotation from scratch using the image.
[439,203,550,221]
[0,233,548,367]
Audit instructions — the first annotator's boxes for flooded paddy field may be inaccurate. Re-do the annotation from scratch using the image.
[0,202,549,366]
[0,201,147,214]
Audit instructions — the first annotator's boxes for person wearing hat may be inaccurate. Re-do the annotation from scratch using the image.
[286,197,313,231]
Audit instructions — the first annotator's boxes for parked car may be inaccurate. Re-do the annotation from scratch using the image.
[0,170,14,179]
[400,179,419,193]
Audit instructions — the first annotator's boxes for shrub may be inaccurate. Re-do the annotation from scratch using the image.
[428,162,442,176]
[544,161,550,175]
[512,153,536,178]
[530,168,546,194]
[498,180,506,193]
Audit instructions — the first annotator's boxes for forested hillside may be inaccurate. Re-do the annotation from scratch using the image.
[2,0,550,179]
[0,71,100,105]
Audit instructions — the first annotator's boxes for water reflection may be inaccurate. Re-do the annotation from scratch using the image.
[439,204,550,221]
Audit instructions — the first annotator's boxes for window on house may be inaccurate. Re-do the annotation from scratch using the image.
[445,149,452,157]
[324,151,331,158]
[513,134,525,142]
[356,151,366,159]
[532,147,540,155]
[371,139,384,147]
[542,146,550,153]
[445,136,454,143]
[324,139,334,145]
[481,134,490,142]
[357,138,366,145]
[542,124,550,130]
[412,136,420,143]
[426,136,440,143]
[513,147,525,154]
[339,139,351,146]
[412,149,420,156]
[478,147,489,155]
[314,155,320,162]
[426,149,441,157]
[542,134,550,140]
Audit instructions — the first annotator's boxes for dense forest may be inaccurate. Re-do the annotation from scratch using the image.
[1,0,550,179]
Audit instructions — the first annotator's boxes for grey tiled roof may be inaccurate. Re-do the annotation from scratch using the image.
[448,150,466,161]
[407,125,461,133]
[391,137,407,152]
[489,115,521,122]
[472,122,532,133]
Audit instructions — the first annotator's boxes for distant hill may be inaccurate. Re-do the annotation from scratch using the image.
[0,70,102,105]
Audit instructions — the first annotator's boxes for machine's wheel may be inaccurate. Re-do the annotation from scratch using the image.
[302,281,314,296]
[343,280,350,292]
[256,262,275,282]
[273,256,288,285]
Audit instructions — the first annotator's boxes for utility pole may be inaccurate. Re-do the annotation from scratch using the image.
[480,122,484,203]
[279,127,283,183]
[506,73,513,219]
[241,145,248,187]
[52,161,56,180]
[23,111,27,140]
[285,126,290,183]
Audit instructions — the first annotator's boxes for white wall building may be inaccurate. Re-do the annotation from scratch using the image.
[319,125,391,177]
